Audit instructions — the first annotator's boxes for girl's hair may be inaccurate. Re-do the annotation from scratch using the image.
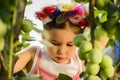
[44,20,85,34]
[36,3,89,34]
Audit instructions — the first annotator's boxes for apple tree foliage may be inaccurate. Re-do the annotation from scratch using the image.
[0,0,49,80]
[73,0,120,80]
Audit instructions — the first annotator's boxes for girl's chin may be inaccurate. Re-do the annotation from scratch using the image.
[55,59,70,64]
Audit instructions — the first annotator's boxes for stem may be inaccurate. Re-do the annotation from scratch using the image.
[89,0,96,47]
[8,1,18,78]
[33,26,43,33]
[12,8,17,26]
[8,6,16,79]
[8,31,14,79]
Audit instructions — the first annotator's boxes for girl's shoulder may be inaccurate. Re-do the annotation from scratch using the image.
[27,45,41,59]
[16,45,41,60]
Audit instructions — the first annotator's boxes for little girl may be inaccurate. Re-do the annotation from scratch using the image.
[13,3,90,80]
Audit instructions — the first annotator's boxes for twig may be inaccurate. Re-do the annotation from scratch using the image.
[0,52,8,79]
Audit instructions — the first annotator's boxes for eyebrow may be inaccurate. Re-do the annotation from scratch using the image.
[51,40,73,44]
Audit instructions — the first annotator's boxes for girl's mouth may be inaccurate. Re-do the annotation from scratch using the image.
[56,56,66,60]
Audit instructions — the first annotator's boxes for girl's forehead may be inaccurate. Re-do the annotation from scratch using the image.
[48,28,76,42]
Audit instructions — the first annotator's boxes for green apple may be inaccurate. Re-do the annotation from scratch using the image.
[79,41,92,54]
[0,19,7,36]
[0,37,5,51]
[78,50,89,60]
[87,75,101,80]
[73,34,87,47]
[89,48,103,64]
[86,62,100,75]
[95,0,105,10]
[102,66,114,78]
[100,70,108,80]
[21,19,33,33]
[100,55,113,68]
[95,0,110,10]
[94,25,108,41]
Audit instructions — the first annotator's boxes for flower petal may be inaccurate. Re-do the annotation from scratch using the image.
[74,4,84,15]
[43,6,56,15]
[78,18,89,27]
[36,12,46,19]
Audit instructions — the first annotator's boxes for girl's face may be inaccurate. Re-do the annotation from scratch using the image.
[46,28,77,64]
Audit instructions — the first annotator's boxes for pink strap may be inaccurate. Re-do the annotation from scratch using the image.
[33,49,42,74]
[33,49,57,79]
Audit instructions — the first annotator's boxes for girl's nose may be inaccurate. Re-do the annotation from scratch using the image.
[57,45,66,55]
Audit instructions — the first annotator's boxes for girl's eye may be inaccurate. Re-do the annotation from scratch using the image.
[52,42,60,46]
[67,44,73,47]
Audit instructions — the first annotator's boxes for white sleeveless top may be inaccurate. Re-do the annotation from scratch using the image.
[27,46,82,77]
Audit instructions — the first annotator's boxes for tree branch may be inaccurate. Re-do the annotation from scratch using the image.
[89,0,96,47]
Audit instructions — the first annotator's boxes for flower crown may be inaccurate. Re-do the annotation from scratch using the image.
[36,3,89,29]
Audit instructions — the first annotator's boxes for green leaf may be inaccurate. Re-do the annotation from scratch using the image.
[94,9,107,23]
[94,9,107,18]
[106,39,114,47]
[57,73,72,80]
[99,12,107,23]
[79,71,86,78]
[115,23,120,43]
[23,43,30,48]
[56,13,67,24]
[104,2,118,14]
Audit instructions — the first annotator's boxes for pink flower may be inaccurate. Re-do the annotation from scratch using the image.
[43,6,56,15]
[73,4,84,15]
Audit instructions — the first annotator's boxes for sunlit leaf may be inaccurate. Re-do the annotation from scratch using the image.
[99,12,107,23]
[94,9,107,18]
